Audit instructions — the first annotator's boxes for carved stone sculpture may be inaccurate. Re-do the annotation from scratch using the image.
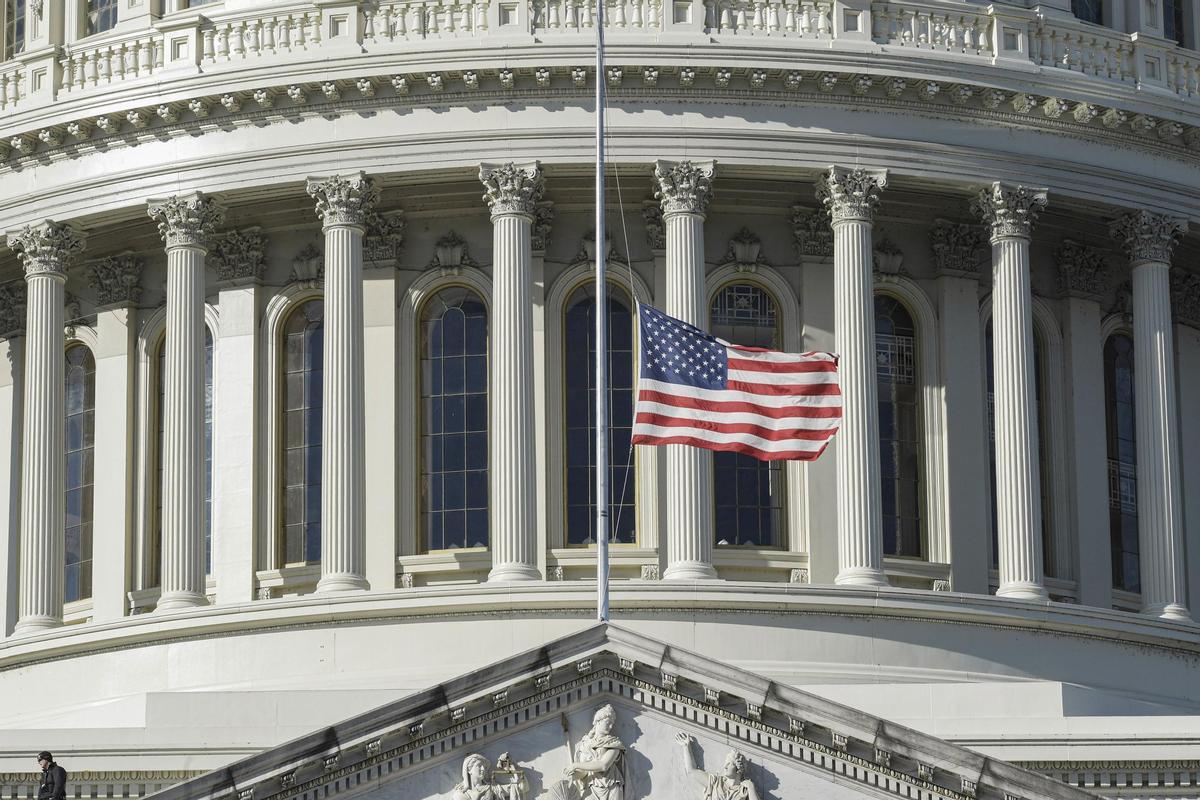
[676,733,761,800]
[560,704,629,800]
[451,753,526,800]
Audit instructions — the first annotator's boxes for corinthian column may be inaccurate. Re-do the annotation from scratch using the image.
[973,183,1049,602]
[148,194,224,611]
[480,162,543,581]
[1111,210,1190,621]
[818,167,889,587]
[307,174,376,593]
[654,159,718,581]
[6,221,85,634]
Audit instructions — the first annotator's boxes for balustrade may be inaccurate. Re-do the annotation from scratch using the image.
[58,30,164,94]
[871,0,991,55]
[0,62,21,110]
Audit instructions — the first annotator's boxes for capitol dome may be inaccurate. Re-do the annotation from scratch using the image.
[0,0,1198,794]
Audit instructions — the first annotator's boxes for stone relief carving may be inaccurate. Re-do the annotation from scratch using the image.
[872,236,906,278]
[211,227,267,284]
[532,202,555,252]
[306,173,379,228]
[653,159,716,217]
[7,220,87,277]
[929,219,987,277]
[290,243,324,287]
[816,166,887,223]
[970,183,1047,240]
[575,230,621,265]
[722,228,767,271]
[452,753,527,800]
[642,202,664,250]
[1171,268,1200,329]
[146,193,225,250]
[1054,240,1108,300]
[363,210,406,266]
[676,733,761,800]
[86,254,143,307]
[480,162,545,218]
[1109,210,1187,264]
[0,280,27,337]
[554,704,629,800]
[791,205,833,258]
[428,231,478,273]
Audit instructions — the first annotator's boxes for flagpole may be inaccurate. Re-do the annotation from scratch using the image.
[594,0,610,624]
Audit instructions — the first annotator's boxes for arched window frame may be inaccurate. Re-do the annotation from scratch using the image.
[704,264,805,559]
[979,296,1074,593]
[63,327,99,616]
[258,286,322,594]
[873,276,948,570]
[397,267,494,579]
[545,261,656,567]
[133,304,220,608]
[1100,314,1141,609]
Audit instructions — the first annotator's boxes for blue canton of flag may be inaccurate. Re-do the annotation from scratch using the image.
[638,304,728,391]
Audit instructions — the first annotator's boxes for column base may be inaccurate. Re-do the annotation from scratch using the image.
[488,563,542,582]
[663,561,719,581]
[12,614,62,636]
[834,566,889,587]
[996,581,1049,602]
[316,573,371,593]
[156,591,209,612]
[1142,602,1192,622]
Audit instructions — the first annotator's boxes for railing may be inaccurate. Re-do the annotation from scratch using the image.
[0,0,1198,117]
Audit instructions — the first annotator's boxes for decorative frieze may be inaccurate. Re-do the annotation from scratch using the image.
[87,254,144,306]
[0,280,26,337]
[653,159,715,216]
[306,173,379,228]
[929,218,987,277]
[1171,268,1200,329]
[363,210,406,266]
[1054,240,1108,300]
[791,205,833,257]
[479,162,544,218]
[1109,210,1187,265]
[816,166,887,223]
[147,193,224,250]
[211,227,268,284]
[642,201,664,250]
[531,202,554,251]
[971,183,1047,241]
[7,220,86,277]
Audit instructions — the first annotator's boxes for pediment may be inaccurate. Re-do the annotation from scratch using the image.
[152,625,1099,800]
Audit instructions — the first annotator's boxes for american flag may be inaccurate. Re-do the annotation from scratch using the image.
[630,303,842,462]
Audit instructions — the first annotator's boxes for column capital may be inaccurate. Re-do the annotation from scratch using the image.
[817,166,887,224]
[147,193,225,250]
[1109,210,1187,265]
[929,218,987,278]
[6,220,86,278]
[971,183,1047,241]
[653,159,716,217]
[1054,240,1109,301]
[212,227,268,284]
[0,280,27,338]
[87,254,144,307]
[306,173,379,228]
[479,162,544,218]
[1171,268,1200,329]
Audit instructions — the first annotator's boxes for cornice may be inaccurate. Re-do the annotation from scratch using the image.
[1,64,1199,181]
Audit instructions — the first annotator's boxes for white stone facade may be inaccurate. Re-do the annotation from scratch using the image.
[0,0,1200,795]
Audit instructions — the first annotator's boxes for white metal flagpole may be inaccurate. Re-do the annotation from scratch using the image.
[594,0,610,623]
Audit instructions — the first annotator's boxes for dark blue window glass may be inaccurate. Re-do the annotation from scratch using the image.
[1072,0,1103,25]
[1105,333,1139,593]
[875,295,922,558]
[282,300,323,564]
[65,344,95,603]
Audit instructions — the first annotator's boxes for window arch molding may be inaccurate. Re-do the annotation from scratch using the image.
[545,261,655,554]
[134,303,220,595]
[397,265,493,561]
[1100,313,1138,601]
[258,285,323,579]
[979,295,1072,584]
[873,275,948,565]
[63,327,99,611]
[704,264,806,554]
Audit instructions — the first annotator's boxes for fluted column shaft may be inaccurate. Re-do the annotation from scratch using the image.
[480,163,542,581]
[307,174,377,593]
[655,160,718,581]
[1112,211,1190,621]
[148,194,223,611]
[7,221,84,634]
[819,167,888,587]
[974,183,1049,601]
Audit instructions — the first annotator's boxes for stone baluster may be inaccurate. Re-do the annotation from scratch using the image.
[6,221,86,634]
[480,162,543,581]
[147,194,224,611]
[972,182,1049,601]
[306,174,377,592]
[1110,210,1191,621]
[654,159,718,581]
[817,166,889,588]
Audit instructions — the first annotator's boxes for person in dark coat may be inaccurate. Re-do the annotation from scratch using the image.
[36,751,66,800]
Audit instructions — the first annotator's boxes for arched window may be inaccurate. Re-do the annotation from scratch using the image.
[1104,333,1138,593]
[280,300,323,565]
[875,294,922,558]
[419,287,489,551]
[65,344,95,603]
[85,0,117,34]
[710,283,783,547]
[153,328,215,583]
[985,322,1053,575]
[564,283,636,545]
